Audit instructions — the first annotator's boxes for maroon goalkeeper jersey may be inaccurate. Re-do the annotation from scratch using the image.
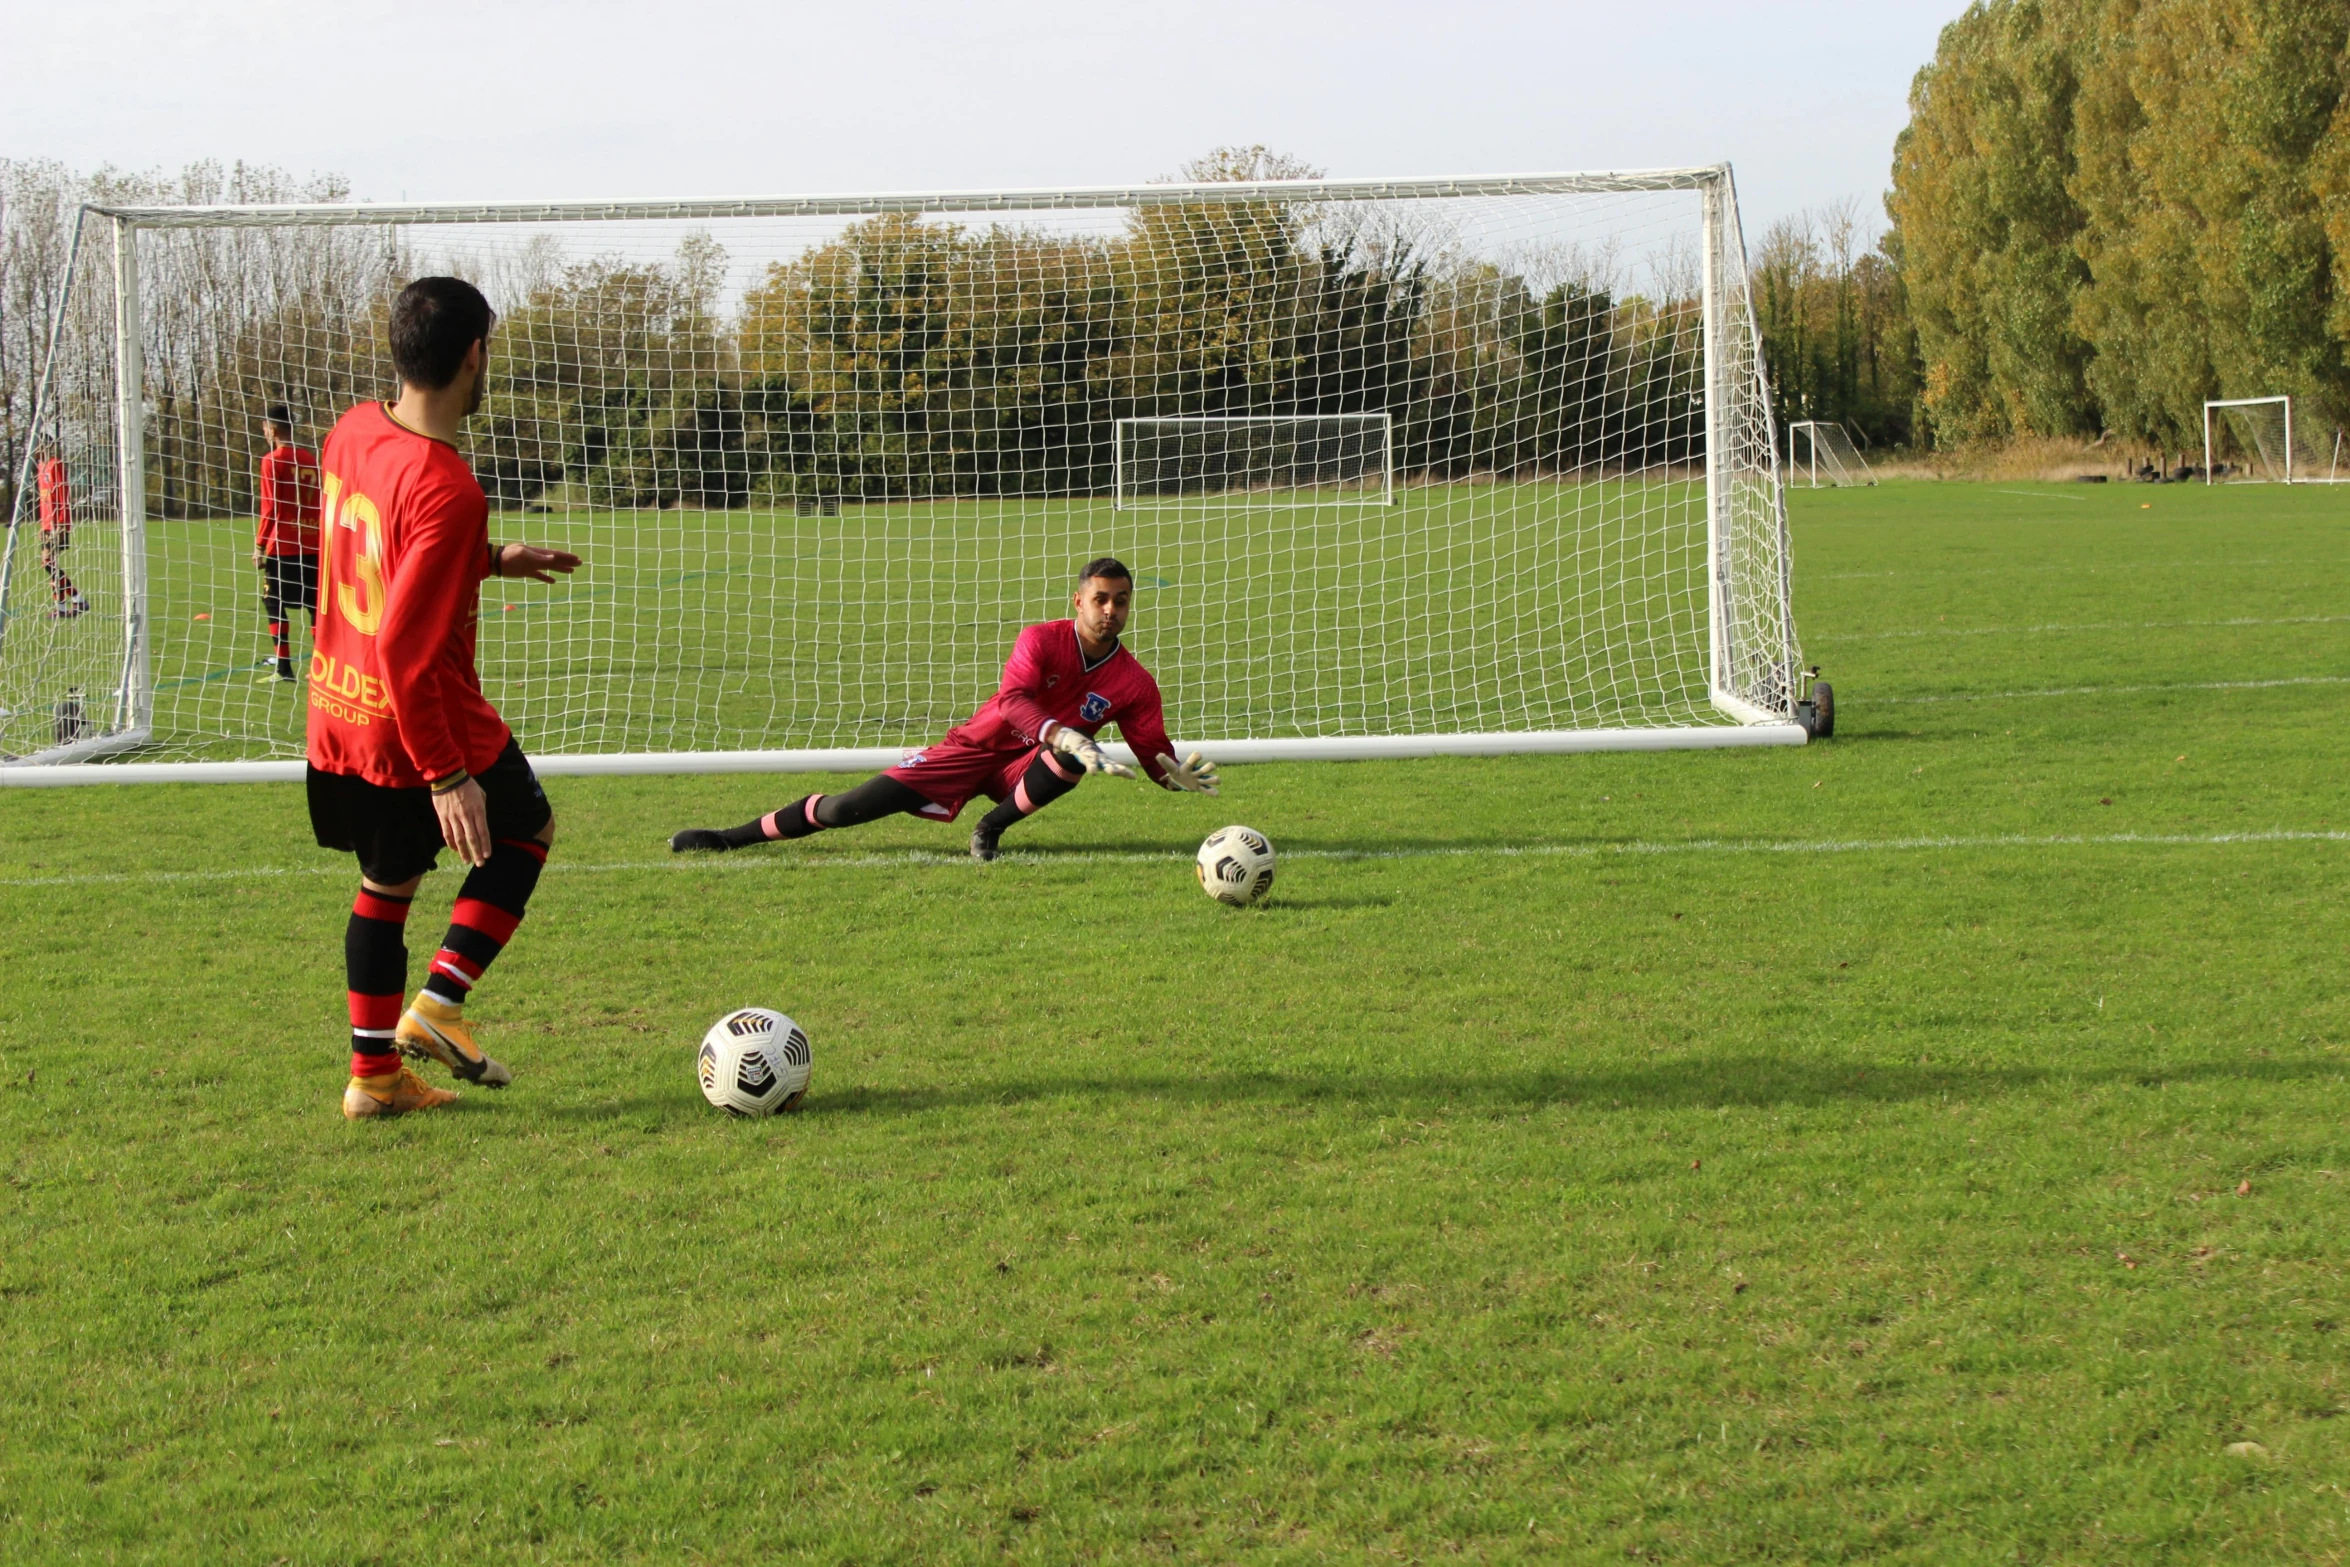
[306,402,510,789]
[945,619,1176,785]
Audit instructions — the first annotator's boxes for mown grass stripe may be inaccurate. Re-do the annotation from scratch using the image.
[6,828,2341,890]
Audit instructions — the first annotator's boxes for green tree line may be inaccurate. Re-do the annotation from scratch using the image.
[1890,0,2350,447]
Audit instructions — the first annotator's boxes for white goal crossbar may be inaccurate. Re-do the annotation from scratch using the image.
[2,164,1806,782]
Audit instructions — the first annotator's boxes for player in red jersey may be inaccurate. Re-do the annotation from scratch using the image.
[669,558,1222,861]
[34,444,85,618]
[253,404,323,683]
[307,277,581,1121]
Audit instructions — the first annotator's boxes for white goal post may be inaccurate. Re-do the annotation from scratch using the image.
[2203,395,2346,484]
[1,165,1807,783]
[1786,420,1873,488]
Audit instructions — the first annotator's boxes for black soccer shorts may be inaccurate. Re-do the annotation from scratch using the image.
[308,739,552,885]
[260,553,319,618]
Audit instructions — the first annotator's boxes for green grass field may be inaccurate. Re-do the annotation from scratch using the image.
[3,478,2347,1563]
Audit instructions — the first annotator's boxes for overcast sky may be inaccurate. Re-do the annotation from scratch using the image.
[6,0,1955,237]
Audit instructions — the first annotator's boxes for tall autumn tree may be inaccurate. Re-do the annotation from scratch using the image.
[1889,0,2097,444]
[1891,0,2350,447]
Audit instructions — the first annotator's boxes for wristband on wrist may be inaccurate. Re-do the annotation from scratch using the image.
[429,769,472,795]
[487,541,502,576]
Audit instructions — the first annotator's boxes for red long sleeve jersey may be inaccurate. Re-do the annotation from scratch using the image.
[306,403,510,789]
[947,620,1177,786]
[35,458,69,530]
[256,443,322,556]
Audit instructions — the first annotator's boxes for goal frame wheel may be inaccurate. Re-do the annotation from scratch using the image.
[1796,672,1834,739]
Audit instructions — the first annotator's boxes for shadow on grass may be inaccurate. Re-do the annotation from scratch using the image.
[542,1053,2339,1125]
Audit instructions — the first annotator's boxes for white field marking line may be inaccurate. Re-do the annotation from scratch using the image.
[1875,674,2350,705]
[1816,613,2350,643]
[5,829,2344,891]
[1819,559,2307,581]
[1987,487,2091,501]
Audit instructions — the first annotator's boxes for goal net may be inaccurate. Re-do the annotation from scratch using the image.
[2203,396,2345,483]
[1786,420,1872,488]
[1116,415,1394,506]
[1,167,1805,780]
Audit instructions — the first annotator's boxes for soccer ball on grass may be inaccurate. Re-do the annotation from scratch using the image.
[1196,825,1276,906]
[698,1007,812,1115]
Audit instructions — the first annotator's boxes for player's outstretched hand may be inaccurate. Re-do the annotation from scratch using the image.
[1156,751,1220,795]
[1045,722,1135,779]
[495,543,583,584]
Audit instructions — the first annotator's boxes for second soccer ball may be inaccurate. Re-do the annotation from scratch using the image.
[1196,826,1276,906]
[698,1007,813,1116]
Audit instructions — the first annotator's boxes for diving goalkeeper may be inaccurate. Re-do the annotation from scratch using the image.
[669,557,1220,861]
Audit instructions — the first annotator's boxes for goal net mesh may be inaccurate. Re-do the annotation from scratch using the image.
[1117,415,1393,505]
[2,175,1798,766]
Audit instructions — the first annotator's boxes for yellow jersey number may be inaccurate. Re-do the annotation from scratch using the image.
[323,472,386,636]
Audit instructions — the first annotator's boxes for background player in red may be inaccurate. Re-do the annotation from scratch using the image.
[34,443,85,619]
[669,558,1222,862]
[307,277,581,1120]
[253,403,322,683]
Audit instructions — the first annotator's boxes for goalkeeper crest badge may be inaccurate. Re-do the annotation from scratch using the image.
[1079,691,1112,722]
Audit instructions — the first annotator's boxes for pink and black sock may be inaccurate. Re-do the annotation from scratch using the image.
[976,748,1083,836]
[420,837,548,1006]
[346,885,412,1077]
[702,777,929,849]
[719,794,829,847]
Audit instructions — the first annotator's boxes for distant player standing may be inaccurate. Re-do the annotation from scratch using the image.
[34,444,85,618]
[308,277,582,1120]
[670,558,1220,860]
[253,404,322,683]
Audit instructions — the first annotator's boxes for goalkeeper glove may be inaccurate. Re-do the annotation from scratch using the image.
[1043,721,1135,779]
[1155,751,1220,795]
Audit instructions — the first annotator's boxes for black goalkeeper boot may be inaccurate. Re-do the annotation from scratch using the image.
[969,822,1002,862]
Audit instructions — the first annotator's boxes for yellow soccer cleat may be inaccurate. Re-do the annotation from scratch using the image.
[396,993,514,1087]
[342,1066,460,1120]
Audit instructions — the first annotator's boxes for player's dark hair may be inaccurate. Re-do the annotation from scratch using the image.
[263,403,293,430]
[389,277,496,391]
[1077,556,1132,586]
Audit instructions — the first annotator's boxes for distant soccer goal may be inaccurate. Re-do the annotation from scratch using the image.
[1114,415,1393,507]
[1786,420,1872,488]
[2203,396,2346,484]
[2,165,1809,781]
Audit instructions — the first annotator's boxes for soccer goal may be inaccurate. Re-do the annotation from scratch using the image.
[1786,420,1873,488]
[1115,414,1394,507]
[0,166,1808,782]
[2203,396,2346,484]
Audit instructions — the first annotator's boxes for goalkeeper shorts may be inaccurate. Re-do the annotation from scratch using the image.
[883,739,1080,823]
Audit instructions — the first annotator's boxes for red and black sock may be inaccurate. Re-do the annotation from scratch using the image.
[347,885,412,1077]
[420,837,548,1006]
[269,619,293,676]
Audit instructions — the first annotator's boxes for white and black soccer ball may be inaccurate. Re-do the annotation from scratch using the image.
[697,1007,812,1116]
[1196,825,1276,906]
